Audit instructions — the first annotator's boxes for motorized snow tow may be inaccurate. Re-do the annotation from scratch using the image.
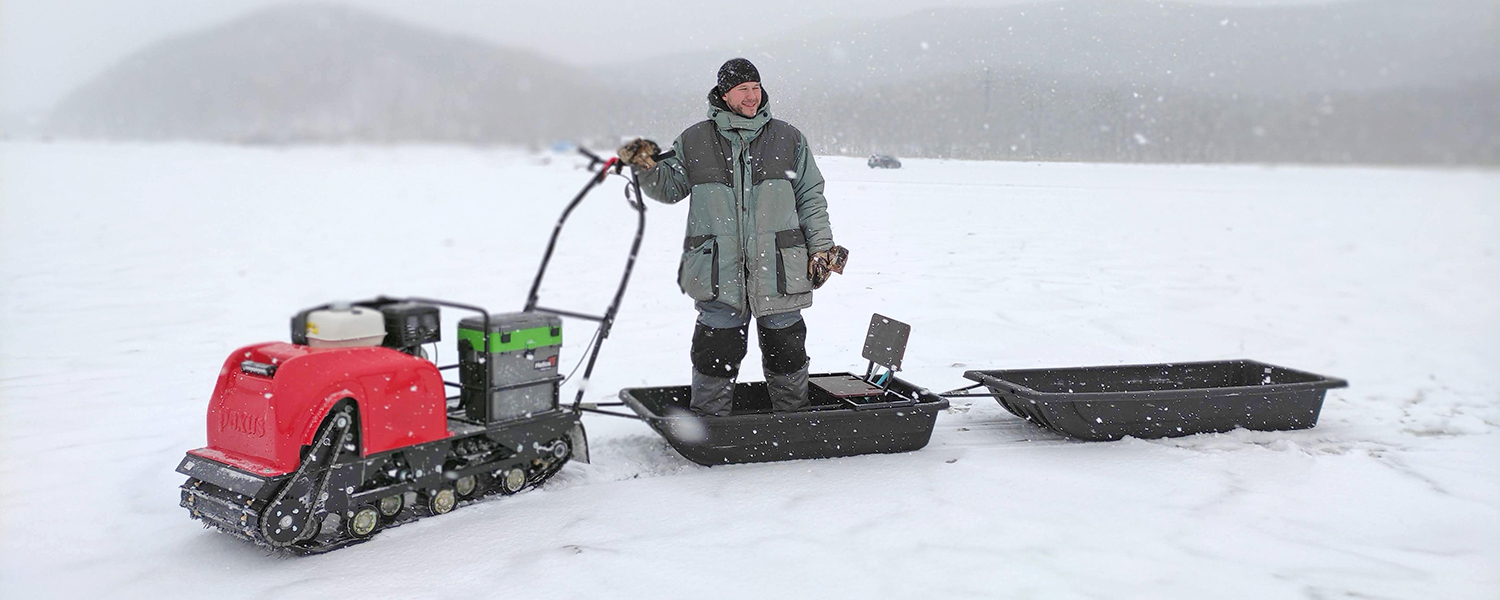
[176,148,1347,554]
[176,149,642,553]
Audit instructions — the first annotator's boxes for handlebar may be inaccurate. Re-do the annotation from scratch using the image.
[526,146,658,413]
[577,146,676,176]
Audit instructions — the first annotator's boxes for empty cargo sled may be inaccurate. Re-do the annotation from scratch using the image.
[618,372,948,466]
[962,359,1347,441]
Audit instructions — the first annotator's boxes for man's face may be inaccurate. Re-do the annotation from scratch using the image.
[721,82,762,117]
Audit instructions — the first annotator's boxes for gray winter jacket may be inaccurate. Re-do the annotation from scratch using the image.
[638,92,835,318]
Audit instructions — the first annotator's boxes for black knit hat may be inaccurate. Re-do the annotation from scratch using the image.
[715,58,760,96]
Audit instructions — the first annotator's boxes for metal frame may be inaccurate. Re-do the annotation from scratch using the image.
[523,148,648,418]
[312,296,500,418]
[936,382,1003,399]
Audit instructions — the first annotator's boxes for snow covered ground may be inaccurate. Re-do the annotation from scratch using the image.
[2,142,1496,599]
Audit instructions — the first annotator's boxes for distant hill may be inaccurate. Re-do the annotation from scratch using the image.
[610,0,1499,165]
[48,3,608,144]
[602,0,1498,101]
[776,69,1500,164]
[45,0,1498,165]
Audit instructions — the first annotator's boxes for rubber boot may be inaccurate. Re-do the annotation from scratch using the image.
[690,370,736,417]
[689,323,748,417]
[767,360,810,412]
[758,318,809,412]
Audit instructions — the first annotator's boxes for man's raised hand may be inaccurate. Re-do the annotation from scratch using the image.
[617,138,661,170]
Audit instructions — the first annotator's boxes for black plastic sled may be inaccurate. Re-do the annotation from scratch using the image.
[961,359,1348,441]
[618,372,948,466]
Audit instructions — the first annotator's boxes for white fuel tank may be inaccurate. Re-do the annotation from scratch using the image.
[305,305,387,348]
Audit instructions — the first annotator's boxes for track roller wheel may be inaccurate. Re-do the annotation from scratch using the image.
[295,515,322,543]
[455,475,478,498]
[429,488,457,515]
[549,439,571,460]
[497,467,526,495]
[348,506,381,538]
[378,494,404,518]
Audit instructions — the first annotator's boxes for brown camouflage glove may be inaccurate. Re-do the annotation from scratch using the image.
[808,245,849,289]
[617,138,661,170]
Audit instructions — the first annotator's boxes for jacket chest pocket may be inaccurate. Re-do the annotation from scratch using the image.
[775,229,813,295]
[678,235,720,302]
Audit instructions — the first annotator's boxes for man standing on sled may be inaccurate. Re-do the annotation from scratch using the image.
[618,58,847,417]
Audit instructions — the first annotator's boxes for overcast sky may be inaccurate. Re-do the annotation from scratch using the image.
[1,0,1356,115]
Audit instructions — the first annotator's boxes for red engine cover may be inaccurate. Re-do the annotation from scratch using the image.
[189,342,450,476]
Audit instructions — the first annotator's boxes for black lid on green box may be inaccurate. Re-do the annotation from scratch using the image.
[458,312,562,353]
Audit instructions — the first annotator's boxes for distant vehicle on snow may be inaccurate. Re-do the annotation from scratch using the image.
[867,154,902,169]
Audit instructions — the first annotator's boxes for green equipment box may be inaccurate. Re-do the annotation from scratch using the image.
[457,312,562,423]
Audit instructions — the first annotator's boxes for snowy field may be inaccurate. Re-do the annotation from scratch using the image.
[2,141,1497,599]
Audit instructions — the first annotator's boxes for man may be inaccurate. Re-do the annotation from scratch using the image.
[618,58,843,417]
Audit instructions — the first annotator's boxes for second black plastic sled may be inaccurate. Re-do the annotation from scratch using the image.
[961,359,1348,441]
